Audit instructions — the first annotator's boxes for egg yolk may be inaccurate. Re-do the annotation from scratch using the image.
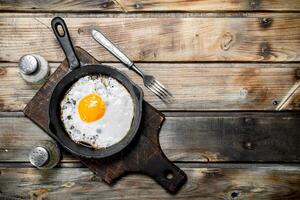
[78,93,106,123]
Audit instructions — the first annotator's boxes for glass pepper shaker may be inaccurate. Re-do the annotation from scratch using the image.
[29,140,61,169]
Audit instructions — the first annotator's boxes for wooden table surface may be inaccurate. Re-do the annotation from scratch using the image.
[1,1,300,199]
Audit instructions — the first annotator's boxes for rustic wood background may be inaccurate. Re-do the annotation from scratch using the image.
[0,0,300,199]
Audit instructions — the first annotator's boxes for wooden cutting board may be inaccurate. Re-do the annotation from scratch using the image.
[23,47,187,194]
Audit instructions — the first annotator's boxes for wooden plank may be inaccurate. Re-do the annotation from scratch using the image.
[0,0,119,12]
[1,112,300,162]
[1,63,299,111]
[0,165,299,199]
[122,0,300,12]
[1,0,300,12]
[1,12,298,18]
[1,15,300,62]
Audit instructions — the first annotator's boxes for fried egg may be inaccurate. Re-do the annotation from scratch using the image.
[60,75,134,149]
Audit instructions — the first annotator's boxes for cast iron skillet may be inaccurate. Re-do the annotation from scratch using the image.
[49,17,143,159]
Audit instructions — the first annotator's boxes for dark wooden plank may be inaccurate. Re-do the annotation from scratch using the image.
[1,63,300,111]
[1,15,300,62]
[0,165,300,199]
[1,0,300,12]
[1,112,300,162]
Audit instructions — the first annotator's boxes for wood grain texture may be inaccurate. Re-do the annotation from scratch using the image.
[1,112,300,162]
[1,15,300,62]
[0,165,300,199]
[1,0,300,12]
[1,63,300,111]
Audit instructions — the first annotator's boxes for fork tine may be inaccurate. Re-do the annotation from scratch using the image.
[150,88,171,104]
[147,85,163,99]
[150,82,168,99]
[148,85,173,103]
[152,81,173,100]
[151,82,168,98]
[150,83,173,104]
[153,79,173,97]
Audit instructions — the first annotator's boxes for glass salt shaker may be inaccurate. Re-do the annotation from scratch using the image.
[18,54,50,84]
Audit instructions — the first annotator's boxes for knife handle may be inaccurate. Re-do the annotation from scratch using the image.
[91,29,134,68]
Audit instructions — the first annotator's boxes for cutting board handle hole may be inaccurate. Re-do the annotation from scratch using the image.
[165,171,174,180]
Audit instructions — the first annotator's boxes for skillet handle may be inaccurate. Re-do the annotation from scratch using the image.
[51,17,80,70]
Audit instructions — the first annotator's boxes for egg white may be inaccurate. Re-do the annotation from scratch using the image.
[60,75,134,149]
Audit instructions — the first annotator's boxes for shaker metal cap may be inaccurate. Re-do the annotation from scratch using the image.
[29,146,49,167]
[18,54,50,84]
[19,55,39,75]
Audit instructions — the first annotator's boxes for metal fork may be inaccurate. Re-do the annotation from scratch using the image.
[90,29,173,103]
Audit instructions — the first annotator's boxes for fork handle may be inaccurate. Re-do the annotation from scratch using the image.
[91,29,134,68]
